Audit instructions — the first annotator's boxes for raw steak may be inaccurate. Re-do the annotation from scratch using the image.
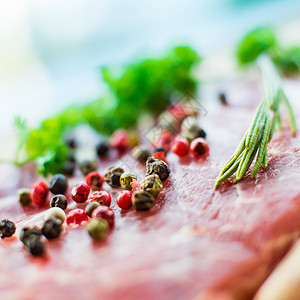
[1,79,300,300]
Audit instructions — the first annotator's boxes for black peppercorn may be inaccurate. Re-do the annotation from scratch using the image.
[152,147,167,155]
[0,219,16,239]
[96,140,109,157]
[18,188,32,207]
[49,174,68,195]
[85,202,100,217]
[218,92,228,105]
[19,227,42,244]
[25,235,45,256]
[42,218,62,240]
[131,147,151,164]
[50,194,68,210]
[79,160,98,176]
[146,157,170,182]
[132,191,155,211]
[104,166,124,188]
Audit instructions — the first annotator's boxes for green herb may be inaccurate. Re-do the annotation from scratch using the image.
[215,56,296,189]
[14,46,200,176]
[237,27,300,76]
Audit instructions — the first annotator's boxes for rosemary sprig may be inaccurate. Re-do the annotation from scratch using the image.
[214,56,297,189]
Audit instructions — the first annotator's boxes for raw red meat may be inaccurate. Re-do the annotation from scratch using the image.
[1,79,300,299]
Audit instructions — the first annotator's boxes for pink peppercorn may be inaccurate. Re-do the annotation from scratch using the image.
[88,191,111,206]
[130,178,142,192]
[152,151,168,164]
[66,209,89,225]
[171,137,190,157]
[71,182,90,203]
[110,129,129,155]
[190,138,209,158]
[85,171,105,191]
[117,190,133,210]
[31,181,49,205]
[92,206,115,229]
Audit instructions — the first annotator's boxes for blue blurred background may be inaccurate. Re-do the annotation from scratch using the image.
[1,0,300,139]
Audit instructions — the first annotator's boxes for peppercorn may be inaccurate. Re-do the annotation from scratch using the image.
[0,219,16,239]
[152,151,168,164]
[131,147,151,164]
[86,171,105,191]
[71,182,90,203]
[92,206,115,229]
[110,129,129,155]
[63,161,75,177]
[18,188,32,207]
[86,218,109,241]
[218,92,228,105]
[50,194,68,210]
[85,202,100,217]
[49,174,68,195]
[42,218,62,240]
[19,227,42,244]
[171,137,190,157]
[25,235,45,256]
[141,174,162,198]
[116,190,133,210]
[45,207,66,223]
[88,190,111,206]
[79,160,97,176]
[130,178,142,192]
[146,157,170,182]
[181,117,206,141]
[66,209,89,225]
[190,138,209,158]
[120,172,137,190]
[132,191,155,211]
[31,181,49,205]
[104,166,124,188]
[96,140,109,157]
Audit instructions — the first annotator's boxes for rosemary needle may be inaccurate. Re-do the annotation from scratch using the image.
[214,56,297,189]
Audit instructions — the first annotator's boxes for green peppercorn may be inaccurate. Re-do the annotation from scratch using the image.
[131,147,151,164]
[18,188,32,207]
[0,219,16,239]
[132,191,155,211]
[42,218,62,240]
[50,194,68,210]
[120,172,137,190]
[104,166,124,188]
[141,174,162,198]
[79,160,98,176]
[86,218,109,240]
[146,157,170,182]
[85,202,100,217]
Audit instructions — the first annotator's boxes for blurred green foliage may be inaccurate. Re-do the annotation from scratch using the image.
[15,46,201,176]
[236,26,300,76]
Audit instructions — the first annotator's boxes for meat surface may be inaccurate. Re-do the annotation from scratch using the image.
[1,78,300,300]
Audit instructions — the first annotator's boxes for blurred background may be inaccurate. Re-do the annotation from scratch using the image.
[1,0,300,140]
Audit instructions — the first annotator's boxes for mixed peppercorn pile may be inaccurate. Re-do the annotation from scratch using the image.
[0,103,209,257]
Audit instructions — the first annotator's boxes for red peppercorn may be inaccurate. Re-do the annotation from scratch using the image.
[92,206,115,229]
[71,182,90,203]
[66,209,89,225]
[152,130,173,153]
[116,190,133,210]
[31,181,49,205]
[152,151,168,164]
[190,138,209,158]
[172,137,190,157]
[85,171,105,191]
[110,129,129,155]
[88,191,111,206]
[130,178,142,192]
